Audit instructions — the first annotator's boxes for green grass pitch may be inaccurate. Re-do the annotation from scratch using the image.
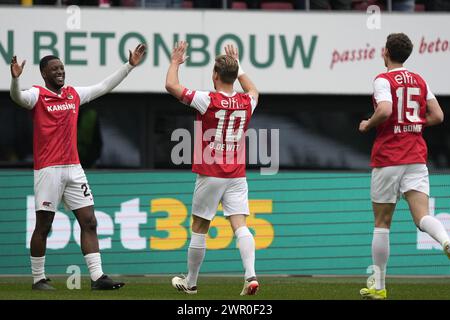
[0,276,449,300]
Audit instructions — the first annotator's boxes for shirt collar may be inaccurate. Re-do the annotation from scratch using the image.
[219,91,236,97]
[388,67,407,73]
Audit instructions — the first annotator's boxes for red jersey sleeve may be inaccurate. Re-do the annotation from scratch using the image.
[181,88,196,106]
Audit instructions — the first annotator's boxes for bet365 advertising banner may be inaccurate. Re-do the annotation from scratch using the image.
[0,170,449,276]
[0,8,449,94]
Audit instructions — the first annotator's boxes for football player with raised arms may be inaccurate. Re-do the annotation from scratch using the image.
[359,33,449,300]
[10,44,146,290]
[165,41,260,296]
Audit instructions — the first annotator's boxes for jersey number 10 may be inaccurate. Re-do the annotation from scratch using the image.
[215,110,246,142]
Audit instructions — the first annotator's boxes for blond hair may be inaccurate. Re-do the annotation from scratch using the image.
[214,55,238,84]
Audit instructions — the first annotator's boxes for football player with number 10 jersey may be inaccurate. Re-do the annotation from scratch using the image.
[165,42,260,296]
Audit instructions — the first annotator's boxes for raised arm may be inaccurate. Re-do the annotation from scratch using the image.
[10,55,38,110]
[225,44,259,104]
[165,41,189,100]
[75,44,146,105]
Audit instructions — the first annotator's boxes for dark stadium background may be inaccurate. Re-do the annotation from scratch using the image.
[1,92,450,171]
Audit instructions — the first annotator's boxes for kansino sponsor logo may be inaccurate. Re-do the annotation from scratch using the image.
[47,102,76,112]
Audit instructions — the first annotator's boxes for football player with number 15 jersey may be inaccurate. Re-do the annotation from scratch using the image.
[358,33,450,300]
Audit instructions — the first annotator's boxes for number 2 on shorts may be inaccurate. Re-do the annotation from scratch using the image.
[81,183,91,197]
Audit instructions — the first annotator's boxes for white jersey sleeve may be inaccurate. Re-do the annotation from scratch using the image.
[10,78,39,110]
[180,89,210,115]
[74,62,134,106]
[191,91,210,114]
[73,86,91,106]
[373,77,392,104]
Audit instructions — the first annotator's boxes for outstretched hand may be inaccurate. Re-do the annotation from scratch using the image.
[128,43,146,66]
[10,55,26,78]
[171,41,189,65]
[225,44,239,62]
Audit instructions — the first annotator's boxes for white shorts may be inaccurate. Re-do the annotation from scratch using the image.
[191,174,249,221]
[371,164,429,204]
[34,164,94,212]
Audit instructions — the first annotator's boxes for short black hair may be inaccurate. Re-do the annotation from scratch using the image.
[39,55,60,72]
[385,33,413,64]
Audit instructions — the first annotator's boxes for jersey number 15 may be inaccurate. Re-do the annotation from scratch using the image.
[396,87,421,123]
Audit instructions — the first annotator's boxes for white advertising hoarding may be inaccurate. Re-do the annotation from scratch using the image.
[0,7,449,94]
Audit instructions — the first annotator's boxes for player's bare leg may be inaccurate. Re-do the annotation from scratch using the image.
[191,214,211,234]
[74,205,99,255]
[30,211,55,257]
[229,214,258,296]
[404,190,450,258]
[74,205,124,290]
[173,215,210,294]
[30,211,55,290]
[373,202,395,229]
[361,202,395,299]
